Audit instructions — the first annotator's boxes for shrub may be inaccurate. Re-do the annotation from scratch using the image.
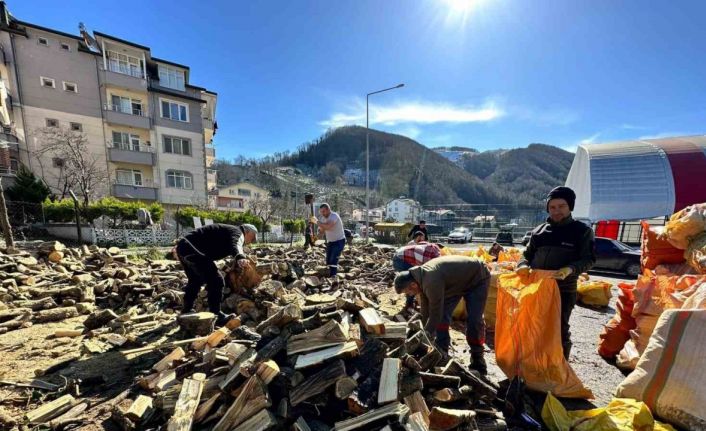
[282,218,306,234]
[175,207,262,230]
[43,197,164,224]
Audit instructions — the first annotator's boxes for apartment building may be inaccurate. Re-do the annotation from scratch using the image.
[215,182,268,212]
[0,3,217,211]
[385,197,422,223]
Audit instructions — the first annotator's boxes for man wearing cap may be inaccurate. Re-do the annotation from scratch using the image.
[311,203,346,283]
[516,186,595,360]
[394,256,490,374]
[174,223,258,327]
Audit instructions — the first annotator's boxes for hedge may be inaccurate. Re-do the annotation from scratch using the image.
[282,218,306,234]
[175,207,262,230]
[43,197,164,223]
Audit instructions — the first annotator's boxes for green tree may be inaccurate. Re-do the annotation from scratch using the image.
[6,167,52,203]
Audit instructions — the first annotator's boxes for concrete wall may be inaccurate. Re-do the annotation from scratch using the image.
[151,92,203,133]
[43,223,96,244]
[154,125,206,205]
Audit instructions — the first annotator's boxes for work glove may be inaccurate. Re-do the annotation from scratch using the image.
[552,267,574,280]
[515,266,531,277]
[236,258,250,269]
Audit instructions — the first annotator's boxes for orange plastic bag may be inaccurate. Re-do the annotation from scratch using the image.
[597,283,637,359]
[495,271,593,398]
[640,221,685,270]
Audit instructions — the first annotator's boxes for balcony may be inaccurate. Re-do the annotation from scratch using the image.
[202,117,214,130]
[100,65,148,93]
[205,144,215,159]
[103,104,150,129]
[112,179,158,201]
[108,142,155,165]
[0,126,19,144]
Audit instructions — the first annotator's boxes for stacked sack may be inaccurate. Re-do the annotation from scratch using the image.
[662,202,706,273]
[597,283,636,359]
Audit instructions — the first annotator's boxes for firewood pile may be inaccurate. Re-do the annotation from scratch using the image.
[1,241,507,430]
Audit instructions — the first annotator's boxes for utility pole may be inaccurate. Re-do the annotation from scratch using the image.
[0,178,15,250]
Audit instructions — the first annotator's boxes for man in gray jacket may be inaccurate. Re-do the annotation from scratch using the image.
[394,255,490,374]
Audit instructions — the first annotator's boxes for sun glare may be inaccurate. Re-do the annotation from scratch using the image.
[438,0,485,27]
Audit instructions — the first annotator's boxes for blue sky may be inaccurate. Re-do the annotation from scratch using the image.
[11,0,706,159]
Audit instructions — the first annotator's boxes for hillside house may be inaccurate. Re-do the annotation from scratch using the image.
[385,197,422,224]
[215,181,268,212]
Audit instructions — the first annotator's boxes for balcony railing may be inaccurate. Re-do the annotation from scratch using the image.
[0,125,19,143]
[111,142,154,153]
[104,104,144,116]
[0,166,17,176]
[108,63,145,79]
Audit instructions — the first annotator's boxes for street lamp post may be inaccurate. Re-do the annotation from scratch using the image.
[365,83,404,242]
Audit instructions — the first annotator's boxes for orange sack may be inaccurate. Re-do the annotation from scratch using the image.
[495,271,593,398]
[597,283,636,359]
[640,221,685,270]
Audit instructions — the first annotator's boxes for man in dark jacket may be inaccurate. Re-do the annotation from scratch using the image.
[407,220,428,241]
[175,223,258,326]
[517,186,595,360]
[394,256,490,374]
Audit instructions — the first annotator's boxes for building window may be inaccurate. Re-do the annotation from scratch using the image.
[70,122,82,132]
[229,189,235,195]
[40,76,55,88]
[46,118,59,127]
[158,65,185,91]
[237,188,251,197]
[106,50,143,78]
[162,136,191,156]
[38,37,49,46]
[116,169,143,186]
[9,158,19,173]
[110,95,143,115]
[166,170,193,189]
[63,81,78,93]
[52,157,64,168]
[112,131,141,151]
[160,100,188,122]
[60,42,71,51]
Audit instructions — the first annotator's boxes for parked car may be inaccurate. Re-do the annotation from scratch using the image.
[520,230,532,246]
[447,227,472,243]
[495,231,514,245]
[592,237,641,277]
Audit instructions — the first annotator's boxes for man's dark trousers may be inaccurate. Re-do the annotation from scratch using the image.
[560,289,577,360]
[326,239,346,277]
[177,241,225,313]
[435,277,490,354]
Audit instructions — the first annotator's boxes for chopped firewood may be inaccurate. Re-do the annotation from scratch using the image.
[419,372,461,389]
[290,360,346,406]
[406,411,430,431]
[177,312,215,336]
[232,409,278,431]
[358,308,384,334]
[33,306,78,323]
[153,347,186,372]
[25,394,77,424]
[432,386,473,403]
[371,322,407,340]
[441,360,497,401]
[287,319,348,355]
[256,360,280,384]
[399,373,424,398]
[404,391,430,426]
[166,375,205,431]
[193,393,220,424]
[417,348,443,372]
[192,326,229,350]
[126,395,153,422]
[153,370,177,393]
[213,376,271,431]
[220,348,257,391]
[71,273,93,284]
[54,328,83,338]
[256,303,302,333]
[47,402,88,430]
[83,309,118,330]
[294,341,358,369]
[335,376,358,399]
[428,407,476,431]
[293,416,313,431]
[378,358,401,404]
[333,402,410,431]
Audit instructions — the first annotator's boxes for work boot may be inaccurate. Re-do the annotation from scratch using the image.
[181,300,196,314]
[215,312,236,328]
[470,351,488,375]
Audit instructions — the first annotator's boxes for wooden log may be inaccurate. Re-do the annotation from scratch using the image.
[371,322,407,340]
[220,348,256,391]
[293,416,313,431]
[153,370,177,393]
[54,328,83,338]
[419,372,460,389]
[404,391,430,426]
[399,374,424,399]
[126,395,153,422]
[34,306,78,323]
[83,309,118,330]
[294,341,358,369]
[333,402,410,431]
[15,297,57,311]
[177,312,215,336]
[232,409,278,431]
[213,376,271,431]
[406,412,430,431]
[39,241,66,254]
[359,308,384,335]
[193,393,220,424]
[255,360,280,385]
[47,401,88,430]
[432,386,473,404]
[350,338,388,377]
[290,360,346,406]
[47,251,64,263]
[287,319,348,355]
[378,358,401,405]
[25,394,76,424]
[441,360,497,401]
[254,329,291,363]
[166,375,205,431]
[256,303,302,333]
[192,326,229,350]
[122,337,207,357]
[417,348,442,372]
[71,273,94,284]
[428,407,476,431]
[153,347,186,372]
[335,376,358,400]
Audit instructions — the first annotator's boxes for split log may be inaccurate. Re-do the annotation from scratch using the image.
[83,309,118,330]
[287,319,348,355]
[419,372,460,389]
[256,303,302,333]
[15,297,57,311]
[193,393,220,424]
[39,241,66,254]
[177,312,215,337]
[335,376,358,400]
[358,308,384,335]
[399,374,424,398]
[294,341,358,369]
[350,338,388,377]
[126,395,153,422]
[294,416,313,431]
[232,409,278,431]
[153,348,186,373]
[441,360,497,401]
[213,376,271,431]
[47,251,64,263]
[432,386,473,404]
[54,328,83,338]
[25,394,77,424]
[406,412,430,431]
[371,322,407,340]
[256,360,280,384]
[333,402,410,431]
[417,348,442,372]
[220,348,256,391]
[47,402,88,430]
[404,391,430,426]
[166,375,205,431]
[255,329,291,363]
[34,306,78,323]
[192,327,229,350]
[290,360,346,406]
[71,273,94,284]
[378,358,401,405]
[428,407,476,431]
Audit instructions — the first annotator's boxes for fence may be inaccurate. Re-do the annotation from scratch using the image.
[94,228,177,247]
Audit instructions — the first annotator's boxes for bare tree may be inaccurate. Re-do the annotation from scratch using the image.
[32,127,108,207]
[247,194,288,242]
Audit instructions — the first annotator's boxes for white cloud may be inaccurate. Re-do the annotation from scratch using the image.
[620,123,646,130]
[391,125,422,139]
[319,99,504,128]
[580,132,601,145]
[512,106,579,126]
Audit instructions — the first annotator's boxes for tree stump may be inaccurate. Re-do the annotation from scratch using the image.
[177,312,215,336]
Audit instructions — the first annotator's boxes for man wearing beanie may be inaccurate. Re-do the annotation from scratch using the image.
[516,186,595,360]
[394,256,490,374]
